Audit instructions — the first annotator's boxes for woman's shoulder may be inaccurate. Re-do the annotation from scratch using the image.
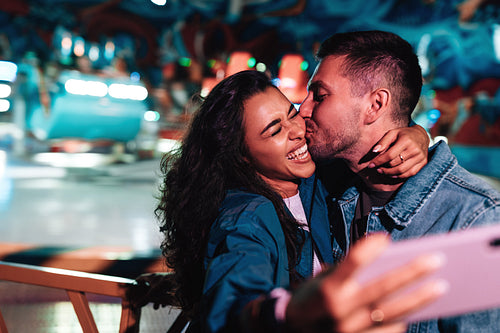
[221,189,275,215]
[214,189,280,231]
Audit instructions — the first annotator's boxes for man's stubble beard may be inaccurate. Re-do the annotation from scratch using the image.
[308,126,360,163]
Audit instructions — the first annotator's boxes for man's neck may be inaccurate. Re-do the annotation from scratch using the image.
[341,125,409,191]
[356,167,406,191]
[343,155,406,192]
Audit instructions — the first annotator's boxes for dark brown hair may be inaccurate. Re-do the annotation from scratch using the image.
[156,70,305,316]
[317,30,423,125]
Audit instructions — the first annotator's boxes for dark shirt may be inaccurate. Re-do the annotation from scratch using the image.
[351,184,395,244]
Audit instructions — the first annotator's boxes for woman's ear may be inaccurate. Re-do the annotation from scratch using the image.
[365,88,390,124]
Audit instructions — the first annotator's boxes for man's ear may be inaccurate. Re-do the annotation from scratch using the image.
[365,88,390,124]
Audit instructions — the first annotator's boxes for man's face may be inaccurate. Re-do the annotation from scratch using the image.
[299,56,365,163]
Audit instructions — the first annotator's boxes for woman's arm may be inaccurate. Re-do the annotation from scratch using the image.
[199,199,290,332]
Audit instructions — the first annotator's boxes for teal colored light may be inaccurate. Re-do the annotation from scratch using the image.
[428,109,441,120]
[179,57,192,67]
[300,61,309,71]
[144,110,161,122]
[247,57,256,68]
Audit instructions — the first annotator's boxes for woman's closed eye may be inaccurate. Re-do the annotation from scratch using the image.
[266,105,300,137]
[271,126,282,137]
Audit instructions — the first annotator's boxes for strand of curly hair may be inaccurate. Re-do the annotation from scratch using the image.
[155,70,305,318]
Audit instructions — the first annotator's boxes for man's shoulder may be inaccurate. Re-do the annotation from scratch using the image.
[387,142,500,231]
[445,164,500,201]
[428,141,500,201]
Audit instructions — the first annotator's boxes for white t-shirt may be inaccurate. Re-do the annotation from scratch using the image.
[273,192,323,323]
[283,191,322,276]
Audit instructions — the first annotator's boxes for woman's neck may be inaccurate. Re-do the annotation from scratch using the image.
[258,173,300,198]
[276,184,299,199]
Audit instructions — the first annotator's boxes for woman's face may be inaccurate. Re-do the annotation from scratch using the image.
[243,87,315,198]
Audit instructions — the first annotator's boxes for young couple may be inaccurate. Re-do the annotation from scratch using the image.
[157,30,500,332]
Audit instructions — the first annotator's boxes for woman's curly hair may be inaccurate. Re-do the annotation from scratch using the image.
[155,70,305,317]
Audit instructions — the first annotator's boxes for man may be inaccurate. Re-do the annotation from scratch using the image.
[292,30,500,332]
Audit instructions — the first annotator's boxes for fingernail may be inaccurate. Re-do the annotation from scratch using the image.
[368,163,376,168]
[432,279,450,295]
[372,145,382,153]
[425,253,446,269]
[391,175,399,179]
[376,168,384,174]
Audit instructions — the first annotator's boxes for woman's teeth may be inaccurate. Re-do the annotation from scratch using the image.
[287,144,309,160]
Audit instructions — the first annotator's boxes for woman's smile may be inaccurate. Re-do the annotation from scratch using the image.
[287,143,310,161]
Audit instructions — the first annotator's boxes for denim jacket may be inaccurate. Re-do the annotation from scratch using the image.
[188,175,332,332]
[325,141,500,332]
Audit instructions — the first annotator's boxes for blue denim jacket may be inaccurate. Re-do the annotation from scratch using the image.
[189,175,332,332]
[326,141,500,332]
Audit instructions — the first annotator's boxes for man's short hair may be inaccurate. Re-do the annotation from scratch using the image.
[316,30,423,125]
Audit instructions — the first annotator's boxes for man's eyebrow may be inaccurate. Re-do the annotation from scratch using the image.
[307,80,321,91]
[260,119,280,135]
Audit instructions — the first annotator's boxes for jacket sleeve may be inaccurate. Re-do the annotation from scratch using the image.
[198,200,290,333]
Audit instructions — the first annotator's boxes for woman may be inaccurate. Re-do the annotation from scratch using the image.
[156,70,438,332]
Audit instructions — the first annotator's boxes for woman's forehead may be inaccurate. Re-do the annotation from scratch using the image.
[244,87,290,115]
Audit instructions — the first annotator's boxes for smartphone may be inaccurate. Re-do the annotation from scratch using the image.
[355,223,500,322]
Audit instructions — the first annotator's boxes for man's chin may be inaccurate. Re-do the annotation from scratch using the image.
[309,145,339,163]
[308,147,325,162]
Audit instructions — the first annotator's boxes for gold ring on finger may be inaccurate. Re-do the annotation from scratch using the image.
[370,308,385,324]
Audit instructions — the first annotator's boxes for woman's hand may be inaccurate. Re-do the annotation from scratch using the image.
[367,125,430,179]
[285,234,445,333]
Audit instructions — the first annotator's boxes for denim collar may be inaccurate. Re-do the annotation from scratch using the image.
[385,141,457,226]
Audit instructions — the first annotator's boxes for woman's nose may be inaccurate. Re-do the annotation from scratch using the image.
[289,118,305,139]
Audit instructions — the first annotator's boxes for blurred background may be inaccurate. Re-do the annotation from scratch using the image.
[1,0,500,270]
[0,0,499,330]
